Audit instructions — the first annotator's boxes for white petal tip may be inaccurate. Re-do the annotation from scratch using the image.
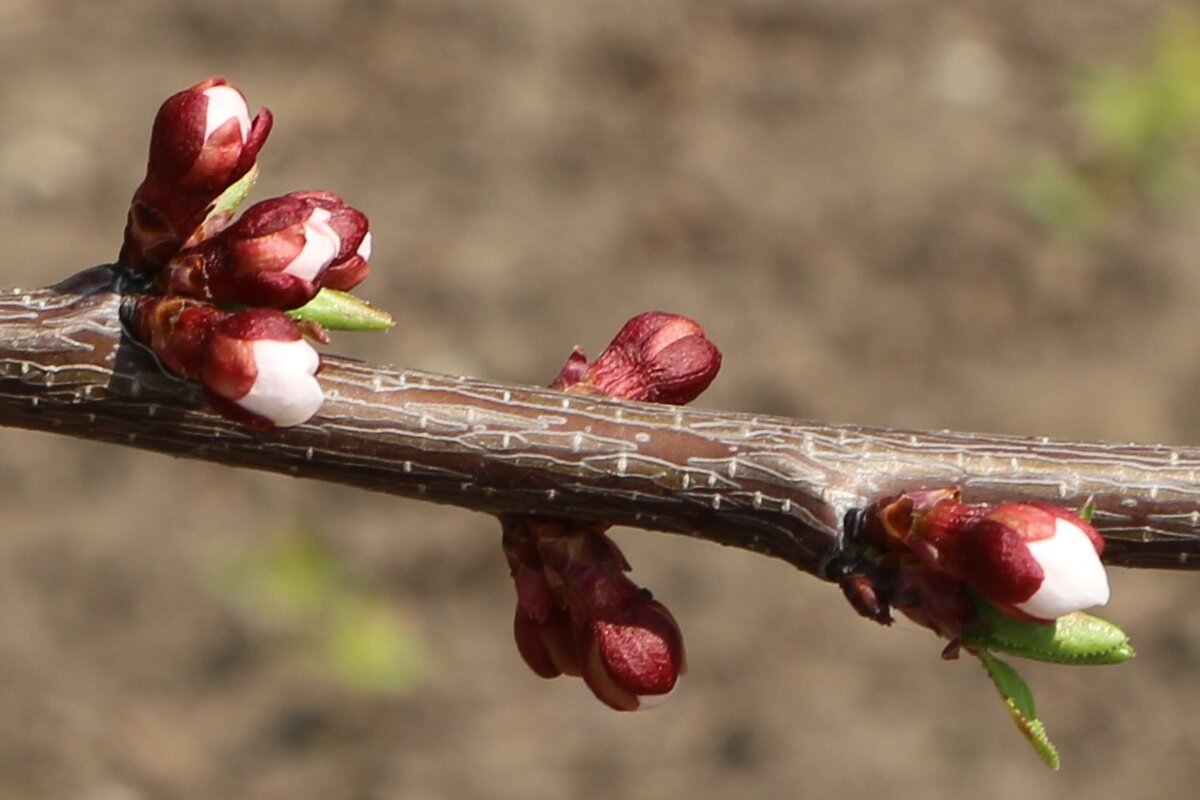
[236,339,324,427]
[1016,518,1111,620]
[202,85,252,141]
[284,208,340,281]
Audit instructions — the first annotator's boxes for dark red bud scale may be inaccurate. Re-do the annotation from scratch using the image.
[513,610,565,679]
[550,348,590,391]
[551,311,721,405]
[580,594,686,711]
[132,295,228,378]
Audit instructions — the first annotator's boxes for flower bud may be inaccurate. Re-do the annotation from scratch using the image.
[148,78,257,189]
[223,194,342,304]
[500,515,685,709]
[554,311,721,404]
[199,309,324,429]
[918,502,1109,622]
[121,77,273,271]
[577,586,686,711]
[158,193,361,309]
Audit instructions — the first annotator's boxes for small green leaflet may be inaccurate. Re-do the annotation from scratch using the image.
[1078,496,1096,522]
[288,288,395,332]
[962,601,1134,665]
[210,163,260,220]
[190,164,260,245]
[976,650,1061,770]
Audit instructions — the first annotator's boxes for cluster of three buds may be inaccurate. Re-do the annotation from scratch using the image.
[503,312,722,710]
[504,516,687,712]
[125,78,373,428]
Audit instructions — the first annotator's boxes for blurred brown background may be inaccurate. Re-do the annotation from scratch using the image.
[3,1,1200,798]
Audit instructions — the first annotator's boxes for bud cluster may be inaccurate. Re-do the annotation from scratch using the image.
[120,78,378,429]
[501,312,721,710]
[503,517,685,711]
[845,488,1111,642]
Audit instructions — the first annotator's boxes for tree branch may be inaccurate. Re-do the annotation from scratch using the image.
[4,266,1200,576]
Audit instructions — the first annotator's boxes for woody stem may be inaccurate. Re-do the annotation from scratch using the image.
[3,265,1200,577]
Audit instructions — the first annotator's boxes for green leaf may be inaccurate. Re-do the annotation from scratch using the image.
[188,164,261,245]
[977,650,1061,770]
[211,163,260,220]
[1078,496,1096,523]
[963,601,1135,665]
[287,288,394,331]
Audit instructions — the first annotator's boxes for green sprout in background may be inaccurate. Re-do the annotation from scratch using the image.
[214,528,429,696]
[1015,10,1200,235]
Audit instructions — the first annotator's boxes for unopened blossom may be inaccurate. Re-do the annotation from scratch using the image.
[132,298,324,429]
[200,309,324,429]
[552,311,721,404]
[146,78,261,191]
[502,517,685,711]
[914,501,1110,623]
[121,77,273,270]
[159,192,369,309]
[570,571,686,711]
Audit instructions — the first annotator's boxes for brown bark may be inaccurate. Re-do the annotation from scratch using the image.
[4,265,1200,576]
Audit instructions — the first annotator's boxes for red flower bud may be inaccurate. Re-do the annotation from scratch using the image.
[577,589,686,711]
[147,78,263,190]
[913,501,1109,623]
[131,298,324,429]
[121,77,273,271]
[199,309,324,429]
[500,516,685,710]
[158,192,369,309]
[850,491,1112,638]
[553,312,721,404]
